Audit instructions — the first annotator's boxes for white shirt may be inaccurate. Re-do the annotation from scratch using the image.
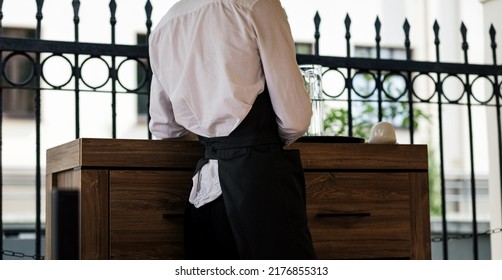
[149,0,312,208]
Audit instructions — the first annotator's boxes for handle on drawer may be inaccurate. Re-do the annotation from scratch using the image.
[316,212,371,218]
[162,213,184,219]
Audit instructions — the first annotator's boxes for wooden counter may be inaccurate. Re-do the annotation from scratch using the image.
[46,138,430,259]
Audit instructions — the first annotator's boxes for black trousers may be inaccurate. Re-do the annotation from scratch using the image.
[184,195,240,260]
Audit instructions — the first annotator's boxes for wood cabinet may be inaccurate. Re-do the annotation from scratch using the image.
[294,141,431,259]
[46,138,430,260]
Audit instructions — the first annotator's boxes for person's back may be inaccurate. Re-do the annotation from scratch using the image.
[149,0,312,142]
[149,0,316,259]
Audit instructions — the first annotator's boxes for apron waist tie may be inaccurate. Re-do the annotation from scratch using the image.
[194,130,281,173]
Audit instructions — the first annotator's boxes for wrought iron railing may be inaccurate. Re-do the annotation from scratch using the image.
[300,13,502,260]
[1,0,502,260]
[0,0,152,260]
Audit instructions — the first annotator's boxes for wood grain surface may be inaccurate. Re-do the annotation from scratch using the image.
[46,138,430,259]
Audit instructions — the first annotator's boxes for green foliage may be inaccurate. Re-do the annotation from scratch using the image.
[323,101,431,139]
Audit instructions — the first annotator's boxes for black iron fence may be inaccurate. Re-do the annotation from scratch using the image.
[1,0,501,260]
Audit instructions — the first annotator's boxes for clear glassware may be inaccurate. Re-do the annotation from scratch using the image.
[299,64,324,136]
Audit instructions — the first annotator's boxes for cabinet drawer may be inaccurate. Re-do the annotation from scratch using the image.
[109,170,192,260]
[305,172,411,259]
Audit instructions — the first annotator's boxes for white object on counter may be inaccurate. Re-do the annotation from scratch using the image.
[368,122,397,144]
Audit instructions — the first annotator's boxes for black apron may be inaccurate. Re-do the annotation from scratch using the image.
[193,88,316,260]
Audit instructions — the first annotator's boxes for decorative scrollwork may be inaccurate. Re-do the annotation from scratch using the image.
[441,74,466,103]
[41,54,74,89]
[80,56,111,90]
[2,52,36,86]
[116,57,149,92]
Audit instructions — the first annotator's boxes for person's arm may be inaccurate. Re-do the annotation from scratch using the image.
[148,70,192,139]
[167,131,198,141]
[251,0,312,145]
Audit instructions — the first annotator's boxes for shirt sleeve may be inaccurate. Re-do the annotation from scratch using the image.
[251,0,313,145]
[148,69,190,139]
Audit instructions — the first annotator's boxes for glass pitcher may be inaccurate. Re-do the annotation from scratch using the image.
[299,64,324,136]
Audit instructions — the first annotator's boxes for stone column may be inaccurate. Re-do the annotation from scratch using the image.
[481,0,502,261]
